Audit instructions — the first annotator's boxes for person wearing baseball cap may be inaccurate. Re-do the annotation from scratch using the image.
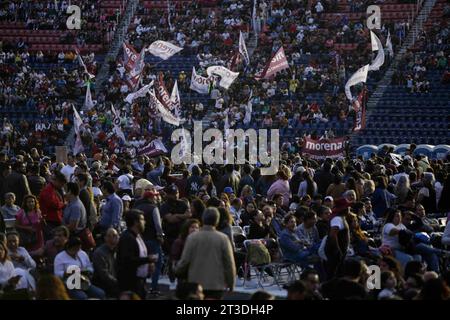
[324,196,334,209]
[132,184,164,295]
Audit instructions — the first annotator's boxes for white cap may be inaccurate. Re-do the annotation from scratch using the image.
[122,195,132,201]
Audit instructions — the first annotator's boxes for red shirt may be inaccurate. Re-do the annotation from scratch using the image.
[39,183,65,224]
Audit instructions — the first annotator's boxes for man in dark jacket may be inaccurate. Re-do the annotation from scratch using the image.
[238,164,254,196]
[117,209,157,298]
[92,228,120,297]
[314,161,335,196]
[27,163,46,198]
[219,164,240,195]
[75,173,98,231]
[133,189,164,295]
[3,161,31,207]
[186,165,203,196]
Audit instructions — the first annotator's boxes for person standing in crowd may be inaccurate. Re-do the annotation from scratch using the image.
[219,164,240,195]
[324,207,350,280]
[60,155,78,183]
[1,193,21,220]
[63,183,87,234]
[3,161,31,208]
[267,167,291,209]
[15,195,44,252]
[27,163,46,198]
[39,171,67,235]
[160,184,190,253]
[98,181,123,233]
[133,188,164,295]
[175,207,236,300]
[75,173,98,231]
[116,166,134,197]
[117,210,157,298]
[92,228,119,297]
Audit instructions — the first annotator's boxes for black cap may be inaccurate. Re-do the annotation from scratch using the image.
[165,184,179,194]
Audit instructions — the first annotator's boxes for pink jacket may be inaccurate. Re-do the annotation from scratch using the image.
[267,179,290,208]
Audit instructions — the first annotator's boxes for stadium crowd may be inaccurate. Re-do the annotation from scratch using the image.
[0,0,449,301]
[0,143,449,300]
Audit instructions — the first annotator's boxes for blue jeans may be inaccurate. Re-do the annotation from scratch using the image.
[69,285,106,300]
[414,243,441,273]
[146,239,163,291]
[393,249,421,269]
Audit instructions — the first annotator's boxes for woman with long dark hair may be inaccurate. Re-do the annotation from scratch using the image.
[298,171,317,198]
[15,195,45,252]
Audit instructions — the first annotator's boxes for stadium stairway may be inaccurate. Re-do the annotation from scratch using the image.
[350,0,450,148]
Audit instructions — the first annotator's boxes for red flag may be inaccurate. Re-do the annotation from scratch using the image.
[255,46,290,80]
[353,88,367,132]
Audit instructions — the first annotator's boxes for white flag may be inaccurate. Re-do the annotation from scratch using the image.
[206,66,239,90]
[84,83,95,110]
[368,31,385,71]
[239,31,250,65]
[124,81,153,104]
[111,104,126,142]
[243,90,253,125]
[148,40,183,60]
[386,30,394,58]
[345,64,369,101]
[149,89,181,126]
[75,50,95,79]
[370,31,379,51]
[190,67,211,94]
[72,106,84,155]
[170,80,181,118]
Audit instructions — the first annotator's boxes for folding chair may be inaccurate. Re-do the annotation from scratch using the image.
[242,239,275,289]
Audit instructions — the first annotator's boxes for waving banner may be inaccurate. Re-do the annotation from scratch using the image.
[149,89,181,126]
[353,89,367,132]
[303,137,347,159]
[72,106,84,155]
[124,81,153,104]
[255,46,289,80]
[239,31,250,65]
[156,73,175,110]
[125,48,145,90]
[386,30,394,58]
[148,40,183,60]
[368,31,385,71]
[75,50,95,79]
[190,67,211,94]
[345,64,369,101]
[84,82,95,110]
[122,42,139,72]
[170,80,181,118]
[137,139,168,157]
[111,104,126,142]
[206,66,239,90]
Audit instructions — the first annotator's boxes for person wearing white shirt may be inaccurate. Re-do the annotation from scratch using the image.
[6,232,37,291]
[54,237,105,300]
[0,241,19,291]
[117,167,134,197]
[382,209,421,268]
[60,155,78,183]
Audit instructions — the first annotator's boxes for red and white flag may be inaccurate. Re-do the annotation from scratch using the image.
[170,80,181,118]
[255,46,290,80]
[122,42,139,72]
[155,72,174,110]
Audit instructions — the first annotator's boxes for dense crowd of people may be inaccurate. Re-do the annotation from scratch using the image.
[0,143,449,300]
[0,0,449,301]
